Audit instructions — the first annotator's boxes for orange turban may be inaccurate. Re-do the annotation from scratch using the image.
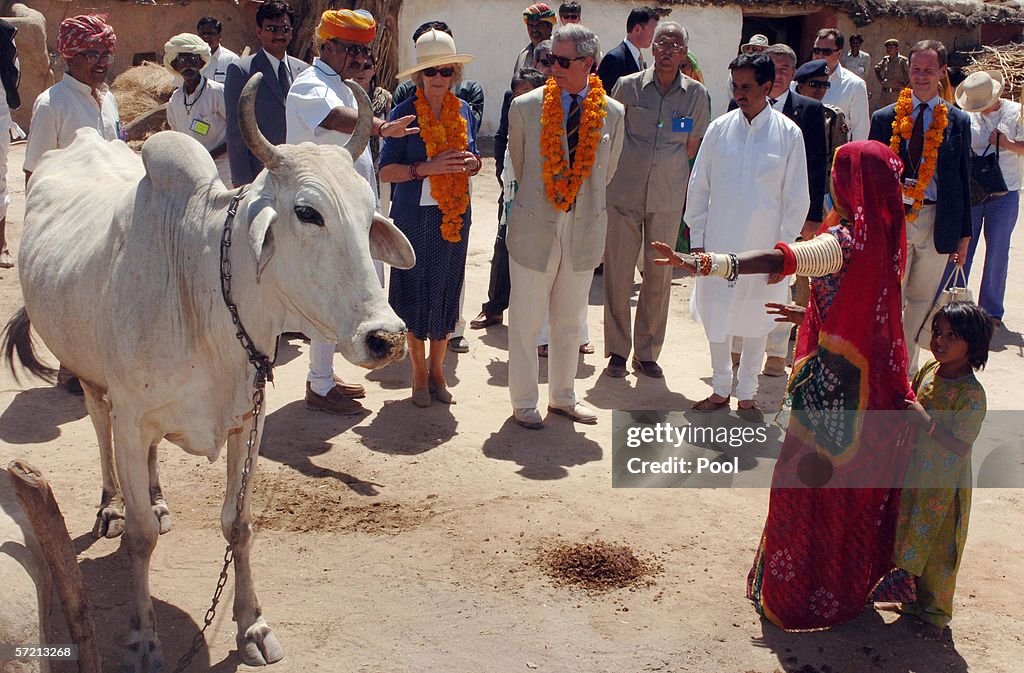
[316,9,377,45]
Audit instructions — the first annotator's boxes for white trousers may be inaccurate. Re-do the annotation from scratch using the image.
[0,103,10,221]
[537,276,591,346]
[901,206,947,374]
[508,208,591,409]
[307,260,385,395]
[710,336,767,400]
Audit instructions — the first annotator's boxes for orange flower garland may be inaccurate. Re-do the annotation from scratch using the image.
[414,91,470,243]
[540,74,607,211]
[888,88,948,222]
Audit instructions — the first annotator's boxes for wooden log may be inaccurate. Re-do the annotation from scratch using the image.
[6,460,102,673]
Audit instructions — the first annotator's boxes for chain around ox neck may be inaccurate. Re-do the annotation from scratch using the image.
[219,188,275,388]
[174,189,275,673]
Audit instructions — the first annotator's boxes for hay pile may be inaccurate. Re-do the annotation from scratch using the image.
[538,540,662,592]
[965,44,1024,101]
[111,61,176,125]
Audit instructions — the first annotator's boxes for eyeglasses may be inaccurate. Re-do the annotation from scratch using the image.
[261,24,292,34]
[811,47,836,56]
[175,53,205,64]
[422,66,455,77]
[77,51,114,65]
[652,41,687,53]
[801,80,831,89]
[560,13,580,20]
[548,54,587,69]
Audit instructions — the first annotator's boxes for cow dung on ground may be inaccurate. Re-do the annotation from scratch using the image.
[538,540,663,592]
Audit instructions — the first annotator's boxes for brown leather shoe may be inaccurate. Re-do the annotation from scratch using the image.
[470,311,503,329]
[305,382,365,415]
[762,356,787,377]
[332,376,366,399]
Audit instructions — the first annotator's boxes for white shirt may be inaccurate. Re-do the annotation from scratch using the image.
[201,45,240,84]
[840,50,871,80]
[167,77,227,152]
[685,105,809,341]
[819,62,869,141]
[624,39,644,69]
[285,57,377,200]
[968,98,1024,191]
[24,75,121,173]
[771,90,789,111]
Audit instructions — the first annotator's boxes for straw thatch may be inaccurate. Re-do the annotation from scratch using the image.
[110,61,176,125]
[965,42,1024,100]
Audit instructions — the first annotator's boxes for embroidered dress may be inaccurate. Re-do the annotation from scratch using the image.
[747,141,914,631]
[893,359,985,628]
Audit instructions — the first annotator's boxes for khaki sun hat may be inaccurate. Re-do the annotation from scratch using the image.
[955,70,1004,113]
[395,29,473,81]
[740,34,770,54]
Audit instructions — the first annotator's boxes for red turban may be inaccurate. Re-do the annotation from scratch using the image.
[57,14,117,60]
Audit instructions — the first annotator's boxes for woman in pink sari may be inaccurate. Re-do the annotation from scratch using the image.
[656,140,914,630]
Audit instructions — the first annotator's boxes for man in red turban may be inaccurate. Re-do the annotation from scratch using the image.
[24,13,122,394]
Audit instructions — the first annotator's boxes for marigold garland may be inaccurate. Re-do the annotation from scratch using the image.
[540,74,607,211]
[888,88,948,222]
[414,90,470,243]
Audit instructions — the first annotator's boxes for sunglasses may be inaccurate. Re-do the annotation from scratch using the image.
[78,51,114,65]
[336,43,373,58]
[811,47,836,55]
[560,13,580,19]
[175,53,205,64]
[547,54,587,69]
[262,24,292,34]
[422,66,455,77]
[801,80,831,89]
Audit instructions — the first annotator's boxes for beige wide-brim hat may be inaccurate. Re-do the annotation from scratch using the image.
[740,34,770,54]
[955,70,1004,113]
[395,29,473,81]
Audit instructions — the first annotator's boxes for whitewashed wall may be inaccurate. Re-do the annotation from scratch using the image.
[397,0,743,137]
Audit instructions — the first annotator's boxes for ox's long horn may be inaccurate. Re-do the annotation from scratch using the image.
[239,72,283,171]
[342,79,373,160]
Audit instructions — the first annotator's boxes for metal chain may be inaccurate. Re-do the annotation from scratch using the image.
[173,189,273,673]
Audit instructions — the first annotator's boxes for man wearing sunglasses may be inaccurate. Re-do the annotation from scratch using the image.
[23,13,122,395]
[794,59,849,176]
[559,2,582,24]
[809,28,868,141]
[224,0,309,187]
[506,24,625,428]
[514,3,557,74]
[286,9,417,415]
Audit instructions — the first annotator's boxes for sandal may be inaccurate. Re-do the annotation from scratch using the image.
[692,395,730,412]
[579,342,595,354]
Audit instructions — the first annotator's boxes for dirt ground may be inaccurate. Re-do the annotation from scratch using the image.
[1,140,1022,673]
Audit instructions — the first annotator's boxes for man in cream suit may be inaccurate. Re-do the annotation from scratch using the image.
[506,23,624,429]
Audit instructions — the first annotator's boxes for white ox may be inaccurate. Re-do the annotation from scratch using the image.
[1,75,414,671]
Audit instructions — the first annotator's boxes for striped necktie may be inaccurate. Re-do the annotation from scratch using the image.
[277,60,291,96]
[566,94,581,167]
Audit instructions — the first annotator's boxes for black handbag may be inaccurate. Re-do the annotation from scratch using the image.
[970,138,1009,206]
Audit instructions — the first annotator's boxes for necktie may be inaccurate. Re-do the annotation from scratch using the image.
[277,60,291,96]
[566,94,581,167]
[638,53,646,69]
[906,102,929,177]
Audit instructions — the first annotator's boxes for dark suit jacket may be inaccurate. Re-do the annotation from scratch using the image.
[224,50,309,187]
[869,102,972,254]
[729,93,827,222]
[493,89,515,179]
[596,40,640,93]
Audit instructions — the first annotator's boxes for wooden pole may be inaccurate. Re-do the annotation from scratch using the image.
[6,460,102,673]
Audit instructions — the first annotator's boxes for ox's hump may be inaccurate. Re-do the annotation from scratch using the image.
[141,131,226,194]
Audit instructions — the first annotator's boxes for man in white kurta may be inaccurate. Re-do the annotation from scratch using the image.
[285,9,416,415]
[687,53,808,416]
[23,15,122,178]
[197,16,240,84]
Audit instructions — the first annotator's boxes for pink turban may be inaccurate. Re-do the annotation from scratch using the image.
[57,14,117,60]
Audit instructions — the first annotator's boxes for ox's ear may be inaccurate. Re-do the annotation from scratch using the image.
[370,213,416,270]
[247,200,278,277]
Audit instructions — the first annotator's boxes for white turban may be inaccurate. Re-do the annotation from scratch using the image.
[163,33,211,75]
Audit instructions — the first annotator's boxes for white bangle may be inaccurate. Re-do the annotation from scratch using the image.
[790,233,843,277]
